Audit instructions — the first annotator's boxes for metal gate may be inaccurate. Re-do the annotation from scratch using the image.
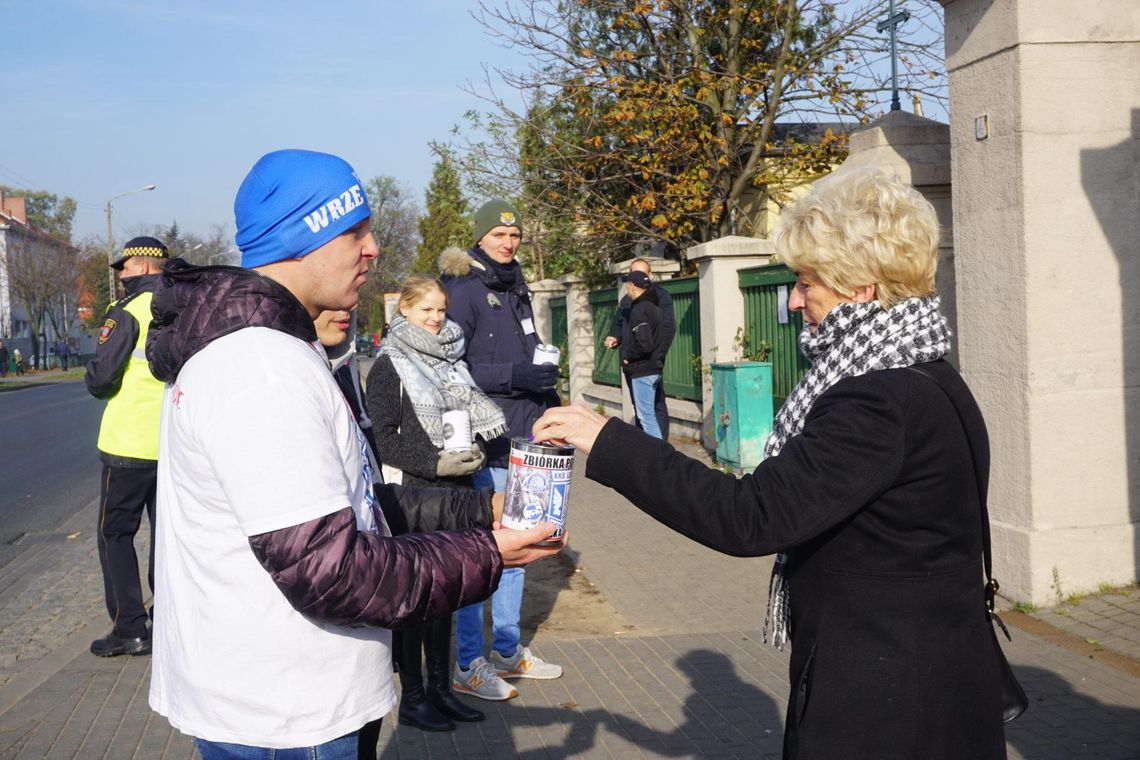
[739,263,809,412]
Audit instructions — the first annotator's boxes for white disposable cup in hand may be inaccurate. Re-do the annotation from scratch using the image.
[533,344,560,366]
[442,410,472,451]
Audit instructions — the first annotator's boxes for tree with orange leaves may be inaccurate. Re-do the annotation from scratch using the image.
[456,0,945,266]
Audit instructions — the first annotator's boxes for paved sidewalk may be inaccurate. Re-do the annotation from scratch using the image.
[0,444,1138,758]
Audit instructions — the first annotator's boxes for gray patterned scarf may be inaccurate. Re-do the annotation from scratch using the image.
[378,315,507,448]
[762,295,952,649]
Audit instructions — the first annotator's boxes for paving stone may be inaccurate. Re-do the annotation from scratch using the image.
[1,463,1139,758]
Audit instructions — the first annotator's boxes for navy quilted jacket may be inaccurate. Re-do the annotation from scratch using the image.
[146,259,503,629]
[440,246,559,467]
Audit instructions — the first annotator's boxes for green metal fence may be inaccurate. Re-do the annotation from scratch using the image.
[657,277,702,401]
[588,277,702,401]
[549,295,567,351]
[589,288,622,387]
[739,263,810,411]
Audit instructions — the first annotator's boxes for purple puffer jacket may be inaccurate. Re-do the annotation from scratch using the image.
[146,259,503,629]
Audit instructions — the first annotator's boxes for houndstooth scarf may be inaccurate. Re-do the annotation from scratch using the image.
[378,315,507,448]
[761,295,952,649]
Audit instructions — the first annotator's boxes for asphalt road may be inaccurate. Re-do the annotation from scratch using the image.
[0,381,103,554]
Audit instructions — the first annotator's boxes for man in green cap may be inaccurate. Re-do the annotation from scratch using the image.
[440,200,565,701]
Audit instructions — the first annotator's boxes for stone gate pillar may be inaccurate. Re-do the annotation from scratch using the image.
[939,0,1140,603]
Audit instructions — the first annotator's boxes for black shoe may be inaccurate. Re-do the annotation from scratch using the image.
[397,696,455,732]
[428,689,485,723]
[90,632,151,658]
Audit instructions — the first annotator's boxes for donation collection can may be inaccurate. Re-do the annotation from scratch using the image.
[500,436,574,545]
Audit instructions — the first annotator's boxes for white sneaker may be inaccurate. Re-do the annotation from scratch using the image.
[452,657,519,701]
[490,645,563,680]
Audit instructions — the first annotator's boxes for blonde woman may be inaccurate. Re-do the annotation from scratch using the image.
[535,169,1007,759]
[365,274,508,731]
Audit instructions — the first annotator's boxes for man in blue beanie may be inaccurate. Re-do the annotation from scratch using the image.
[145,150,562,759]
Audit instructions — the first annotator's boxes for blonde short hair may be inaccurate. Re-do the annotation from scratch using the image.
[773,168,940,308]
[398,273,448,313]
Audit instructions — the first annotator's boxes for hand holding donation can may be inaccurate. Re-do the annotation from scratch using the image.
[500,436,573,546]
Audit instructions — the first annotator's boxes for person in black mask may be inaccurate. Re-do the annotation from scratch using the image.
[439,201,564,702]
[84,236,169,658]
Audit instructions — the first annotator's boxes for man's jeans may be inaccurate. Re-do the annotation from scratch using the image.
[630,374,664,439]
[455,466,524,667]
[193,730,360,760]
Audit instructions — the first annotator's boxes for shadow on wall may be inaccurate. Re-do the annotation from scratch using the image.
[1080,108,1140,583]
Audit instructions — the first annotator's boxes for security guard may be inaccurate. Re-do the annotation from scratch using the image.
[84,236,168,657]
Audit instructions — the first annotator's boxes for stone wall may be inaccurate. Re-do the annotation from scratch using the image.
[939,0,1140,602]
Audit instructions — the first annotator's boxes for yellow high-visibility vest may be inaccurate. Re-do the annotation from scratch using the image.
[96,291,164,460]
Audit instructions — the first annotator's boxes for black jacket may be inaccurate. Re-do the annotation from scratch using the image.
[586,360,1006,760]
[146,259,502,629]
[620,288,664,378]
[612,283,675,365]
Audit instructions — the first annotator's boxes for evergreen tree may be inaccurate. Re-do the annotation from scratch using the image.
[413,147,469,274]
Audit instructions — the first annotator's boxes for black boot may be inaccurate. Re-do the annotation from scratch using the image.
[426,615,485,722]
[396,624,455,732]
[398,686,455,732]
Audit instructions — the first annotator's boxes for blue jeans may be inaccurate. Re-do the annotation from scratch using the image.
[192,729,360,760]
[455,466,525,668]
[630,374,663,439]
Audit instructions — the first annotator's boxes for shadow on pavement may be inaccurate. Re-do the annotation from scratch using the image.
[379,648,782,758]
[1006,664,1140,759]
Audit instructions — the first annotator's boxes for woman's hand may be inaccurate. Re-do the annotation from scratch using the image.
[492,522,565,567]
[532,402,608,455]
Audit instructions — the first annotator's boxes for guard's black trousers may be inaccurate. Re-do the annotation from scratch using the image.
[96,464,156,639]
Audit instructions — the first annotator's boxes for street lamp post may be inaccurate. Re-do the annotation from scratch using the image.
[105,184,156,302]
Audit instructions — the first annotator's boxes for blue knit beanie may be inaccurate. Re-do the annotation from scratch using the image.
[234,150,371,268]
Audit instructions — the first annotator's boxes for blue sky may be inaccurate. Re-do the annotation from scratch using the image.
[1,1,945,246]
[0,0,527,243]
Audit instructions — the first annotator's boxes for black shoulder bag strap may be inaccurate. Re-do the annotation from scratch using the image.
[910,365,1029,723]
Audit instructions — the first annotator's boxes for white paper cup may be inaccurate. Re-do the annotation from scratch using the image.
[533,344,560,366]
[442,410,472,451]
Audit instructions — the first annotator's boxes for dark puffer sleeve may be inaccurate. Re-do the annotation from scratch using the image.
[373,481,494,536]
[248,507,502,629]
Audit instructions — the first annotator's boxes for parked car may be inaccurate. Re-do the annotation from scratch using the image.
[355,335,375,357]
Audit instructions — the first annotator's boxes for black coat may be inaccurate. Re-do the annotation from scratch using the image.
[620,288,663,378]
[586,360,1006,760]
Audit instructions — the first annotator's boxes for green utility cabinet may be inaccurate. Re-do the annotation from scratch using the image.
[711,362,774,472]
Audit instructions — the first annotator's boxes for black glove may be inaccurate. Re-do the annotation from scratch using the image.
[511,361,558,393]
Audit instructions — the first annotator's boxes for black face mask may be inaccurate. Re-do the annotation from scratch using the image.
[120,271,158,297]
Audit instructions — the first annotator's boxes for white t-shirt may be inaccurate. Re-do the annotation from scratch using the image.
[148,327,396,748]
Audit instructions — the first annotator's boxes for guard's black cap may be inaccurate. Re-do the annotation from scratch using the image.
[111,236,169,270]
